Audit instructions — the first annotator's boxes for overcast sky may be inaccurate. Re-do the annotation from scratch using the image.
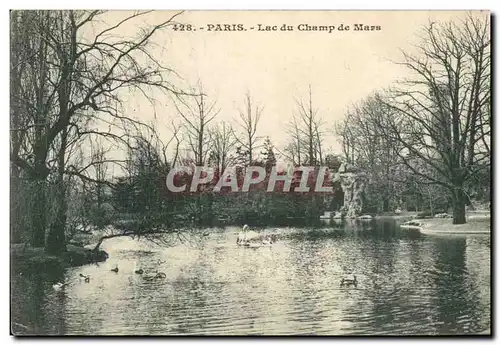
[93,10,486,161]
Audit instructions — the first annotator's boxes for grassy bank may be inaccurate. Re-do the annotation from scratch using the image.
[11,243,109,274]
[375,211,419,220]
[418,212,490,235]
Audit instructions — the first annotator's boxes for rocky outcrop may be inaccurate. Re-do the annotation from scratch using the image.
[334,163,367,219]
[332,211,343,219]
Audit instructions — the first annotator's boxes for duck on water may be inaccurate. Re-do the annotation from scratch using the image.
[340,274,358,288]
[79,273,90,283]
[52,281,69,291]
[52,260,167,291]
[134,259,166,274]
[142,271,167,281]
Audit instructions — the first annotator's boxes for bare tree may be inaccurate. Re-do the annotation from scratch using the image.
[208,122,237,174]
[282,116,302,165]
[233,92,263,166]
[338,96,406,212]
[378,14,490,224]
[285,85,326,165]
[92,132,186,251]
[10,10,185,253]
[162,120,182,168]
[334,112,357,164]
[174,82,219,166]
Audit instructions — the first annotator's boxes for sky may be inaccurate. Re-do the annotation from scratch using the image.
[91,10,487,160]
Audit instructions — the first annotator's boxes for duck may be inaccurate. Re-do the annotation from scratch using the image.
[155,272,167,279]
[340,274,358,288]
[263,235,275,245]
[270,234,278,243]
[79,273,90,283]
[111,265,119,273]
[157,259,166,265]
[142,275,155,282]
[52,282,68,291]
[134,268,144,274]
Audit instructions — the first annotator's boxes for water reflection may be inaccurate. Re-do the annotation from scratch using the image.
[11,220,490,335]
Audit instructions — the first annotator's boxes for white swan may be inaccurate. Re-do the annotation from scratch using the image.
[237,224,261,245]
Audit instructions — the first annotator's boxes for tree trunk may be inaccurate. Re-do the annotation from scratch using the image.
[10,167,22,244]
[428,189,434,216]
[30,179,47,247]
[383,199,390,213]
[46,203,67,254]
[46,172,68,254]
[46,126,68,255]
[452,187,467,225]
[206,192,213,226]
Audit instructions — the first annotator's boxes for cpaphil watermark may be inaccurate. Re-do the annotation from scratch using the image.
[166,165,334,193]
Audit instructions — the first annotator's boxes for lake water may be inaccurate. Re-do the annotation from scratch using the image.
[11,219,491,335]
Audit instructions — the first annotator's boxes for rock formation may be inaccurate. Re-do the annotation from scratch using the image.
[334,163,367,219]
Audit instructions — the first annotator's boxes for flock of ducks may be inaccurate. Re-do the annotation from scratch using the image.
[51,226,360,291]
[52,259,168,291]
[53,270,358,291]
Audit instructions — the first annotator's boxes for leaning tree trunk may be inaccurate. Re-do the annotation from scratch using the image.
[30,178,47,247]
[452,186,467,225]
[46,126,69,255]
[46,186,68,254]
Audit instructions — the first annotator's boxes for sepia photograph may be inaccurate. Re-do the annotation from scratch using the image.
[9,9,491,336]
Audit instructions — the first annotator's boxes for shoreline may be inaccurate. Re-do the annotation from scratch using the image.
[400,213,490,236]
[11,244,109,274]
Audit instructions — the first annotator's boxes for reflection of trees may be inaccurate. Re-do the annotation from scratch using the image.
[11,273,42,334]
[11,269,67,335]
[288,238,325,332]
[350,229,488,335]
[349,221,400,334]
[288,230,373,334]
[431,237,481,334]
[465,236,491,332]
[162,248,226,335]
[11,228,489,335]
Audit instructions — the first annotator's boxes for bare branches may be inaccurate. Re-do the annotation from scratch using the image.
[285,85,325,165]
[11,10,186,177]
[10,10,188,250]
[389,15,489,185]
[233,92,263,166]
[208,122,237,174]
[334,14,490,222]
[174,82,219,166]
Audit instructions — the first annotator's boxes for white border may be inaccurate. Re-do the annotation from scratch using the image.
[3,1,498,10]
